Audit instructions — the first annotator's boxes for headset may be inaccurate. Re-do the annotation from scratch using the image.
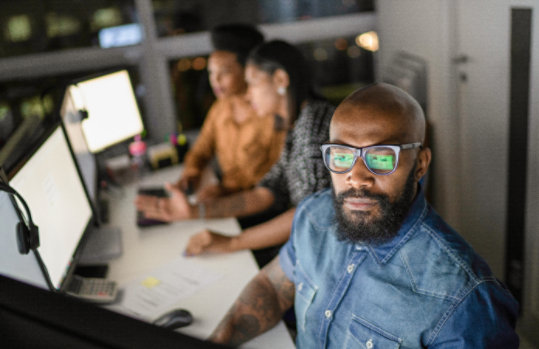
[0,182,40,255]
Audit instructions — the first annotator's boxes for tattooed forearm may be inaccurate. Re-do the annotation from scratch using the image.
[264,257,295,311]
[209,258,294,346]
[211,313,262,346]
[209,311,262,346]
[234,314,261,342]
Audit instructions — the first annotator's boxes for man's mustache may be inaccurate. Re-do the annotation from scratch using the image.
[336,188,387,203]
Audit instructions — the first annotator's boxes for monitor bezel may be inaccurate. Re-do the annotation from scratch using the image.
[57,87,102,227]
[0,274,230,349]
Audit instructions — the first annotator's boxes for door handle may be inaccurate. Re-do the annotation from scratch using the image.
[452,55,470,64]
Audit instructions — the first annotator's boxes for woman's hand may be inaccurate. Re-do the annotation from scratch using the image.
[184,230,239,256]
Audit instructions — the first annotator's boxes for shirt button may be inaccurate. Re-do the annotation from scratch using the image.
[297,282,303,291]
[366,339,374,348]
[347,264,355,273]
[324,310,332,318]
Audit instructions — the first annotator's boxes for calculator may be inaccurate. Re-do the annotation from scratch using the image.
[65,275,119,304]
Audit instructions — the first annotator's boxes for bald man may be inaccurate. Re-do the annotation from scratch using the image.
[209,84,519,348]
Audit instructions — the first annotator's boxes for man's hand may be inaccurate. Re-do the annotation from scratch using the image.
[184,229,238,256]
[135,182,193,221]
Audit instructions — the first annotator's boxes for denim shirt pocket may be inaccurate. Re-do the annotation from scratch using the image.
[345,315,402,349]
[295,266,318,332]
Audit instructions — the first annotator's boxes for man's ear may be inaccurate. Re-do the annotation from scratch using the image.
[415,147,432,181]
[273,68,290,90]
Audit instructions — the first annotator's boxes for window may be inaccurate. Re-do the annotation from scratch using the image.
[4,15,32,43]
[168,34,374,131]
[0,0,139,58]
[152,0,374,37]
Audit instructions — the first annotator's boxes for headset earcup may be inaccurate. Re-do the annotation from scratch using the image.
[1,183,40,254]
[16,222,30,255]
[28,224,40,251]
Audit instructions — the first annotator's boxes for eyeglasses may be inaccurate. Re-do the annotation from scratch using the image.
[320,142,422,175]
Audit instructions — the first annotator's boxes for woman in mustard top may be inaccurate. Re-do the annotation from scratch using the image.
[177,24,286,201]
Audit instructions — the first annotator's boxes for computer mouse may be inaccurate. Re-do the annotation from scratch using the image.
[153,308,193,330]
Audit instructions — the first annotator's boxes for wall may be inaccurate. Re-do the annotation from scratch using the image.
[378,1,539,346]
[378,0,539,281]
[377,0,461,236]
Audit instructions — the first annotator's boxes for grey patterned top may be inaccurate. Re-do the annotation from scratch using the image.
[258,99,335,211]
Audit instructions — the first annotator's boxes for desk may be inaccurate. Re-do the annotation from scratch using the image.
[105,165,295,348]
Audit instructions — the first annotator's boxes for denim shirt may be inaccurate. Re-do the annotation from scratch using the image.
[279,187,519,349]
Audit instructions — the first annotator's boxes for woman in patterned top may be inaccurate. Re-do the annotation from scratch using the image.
[136,40,335,265]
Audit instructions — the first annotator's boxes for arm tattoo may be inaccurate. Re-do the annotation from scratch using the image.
[209,257,294,346]
[264,257,295,311]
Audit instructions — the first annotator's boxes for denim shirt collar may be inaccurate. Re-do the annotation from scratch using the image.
[355,185,428,264]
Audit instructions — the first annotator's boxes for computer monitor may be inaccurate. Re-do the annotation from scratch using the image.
[9,126,93,290]
[0,274,229,349]
[69,69,144,153]
[60,87,99,208]
[59,88,124,265]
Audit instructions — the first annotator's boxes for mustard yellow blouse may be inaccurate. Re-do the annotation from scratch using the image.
[183,95,286,193]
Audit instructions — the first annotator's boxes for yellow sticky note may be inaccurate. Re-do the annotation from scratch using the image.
[142,276,161,288]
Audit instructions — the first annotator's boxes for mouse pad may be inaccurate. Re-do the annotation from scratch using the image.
[136,187,170,227]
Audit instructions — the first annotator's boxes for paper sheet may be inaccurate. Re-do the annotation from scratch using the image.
[113,257,223,320]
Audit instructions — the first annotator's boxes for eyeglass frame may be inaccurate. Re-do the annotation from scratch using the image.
[320,142,423,176]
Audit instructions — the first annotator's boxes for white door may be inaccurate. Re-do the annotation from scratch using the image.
[455,0,539,342]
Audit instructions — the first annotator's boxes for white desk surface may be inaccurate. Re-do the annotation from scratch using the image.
[105,165,295,348]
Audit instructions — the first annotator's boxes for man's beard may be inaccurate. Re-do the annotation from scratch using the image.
[332,165,417,245]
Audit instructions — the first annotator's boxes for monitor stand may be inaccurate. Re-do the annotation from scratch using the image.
[78,226,123,265]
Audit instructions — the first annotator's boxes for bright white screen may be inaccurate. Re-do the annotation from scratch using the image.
[98,23,143,48]
[10,127,92,289]
[74,70,144,153]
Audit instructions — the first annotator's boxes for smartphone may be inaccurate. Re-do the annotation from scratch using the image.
[136,187,170,227]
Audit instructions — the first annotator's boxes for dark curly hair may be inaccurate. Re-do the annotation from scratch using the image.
[210,23,264,66]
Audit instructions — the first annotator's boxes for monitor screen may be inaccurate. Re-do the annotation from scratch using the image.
[70,70,144,153]
[9,126,93,289]
[98,23,143,48]
[0,190,49,289]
